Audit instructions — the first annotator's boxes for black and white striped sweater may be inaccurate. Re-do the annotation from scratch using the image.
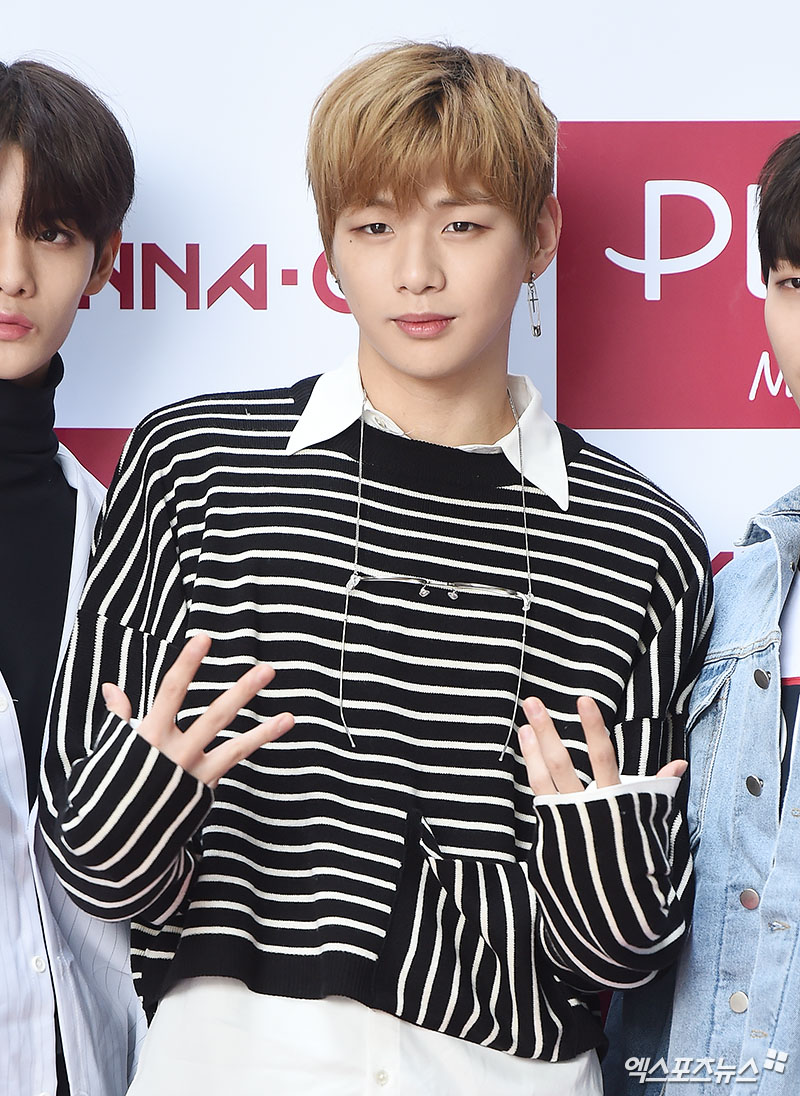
[40,376,712,1062]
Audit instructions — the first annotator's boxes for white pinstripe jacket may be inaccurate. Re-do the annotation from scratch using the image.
[0,445,145,1096]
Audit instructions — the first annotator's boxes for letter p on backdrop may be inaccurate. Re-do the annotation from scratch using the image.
[556,121,800,429]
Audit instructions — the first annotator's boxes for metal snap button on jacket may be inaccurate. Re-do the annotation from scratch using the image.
[729,992,749,1013]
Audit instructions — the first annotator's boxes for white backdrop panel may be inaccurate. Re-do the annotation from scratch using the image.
[4,0,800,557]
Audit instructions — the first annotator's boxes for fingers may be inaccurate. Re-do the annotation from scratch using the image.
[521,696,682,798]
[147,633,213,731]
[518,722,558,795]
[576,696,620,789]
[103,632,293,786]
[186,662,277,751]
[196,712,295,788]
[166,661,278,772]
[657,759,688,780]
[101,682,133,722]
[520,695,621,795]
[520,697,584,794]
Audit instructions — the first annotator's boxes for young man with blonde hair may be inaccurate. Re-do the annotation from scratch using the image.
[41,43,711,1095]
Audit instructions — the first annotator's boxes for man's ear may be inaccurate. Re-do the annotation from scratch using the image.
[84,230,122,296]
[527,194,562,280]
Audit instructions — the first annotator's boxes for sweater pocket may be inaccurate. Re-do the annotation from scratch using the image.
[370,810,600,1061]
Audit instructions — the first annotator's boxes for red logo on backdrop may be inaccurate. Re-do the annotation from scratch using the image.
[556,121,800,428]
[78,246,350,314]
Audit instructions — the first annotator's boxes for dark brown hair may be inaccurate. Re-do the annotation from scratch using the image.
[758,132,800,283]
[307,42,557,264]
[0,60,135,264]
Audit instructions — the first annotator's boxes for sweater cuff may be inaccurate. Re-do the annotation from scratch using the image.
[60,714,213,874]
[533,773,681,807]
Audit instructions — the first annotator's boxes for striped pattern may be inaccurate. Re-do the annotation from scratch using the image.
[40,376,712,1061]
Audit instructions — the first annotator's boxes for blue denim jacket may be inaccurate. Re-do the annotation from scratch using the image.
[603,486,800,1095]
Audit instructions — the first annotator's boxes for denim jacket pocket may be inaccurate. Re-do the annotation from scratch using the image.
[685,657,737,850]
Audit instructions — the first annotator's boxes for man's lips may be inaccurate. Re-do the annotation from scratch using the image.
[0,312,34,341]
[393,314,453,337]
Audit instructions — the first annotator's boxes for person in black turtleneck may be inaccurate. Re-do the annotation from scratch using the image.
[0,355,77,806]
[0,61,144,1096]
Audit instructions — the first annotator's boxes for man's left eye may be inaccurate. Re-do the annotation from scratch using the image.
[445,221,477,233]
[37,227,71,243]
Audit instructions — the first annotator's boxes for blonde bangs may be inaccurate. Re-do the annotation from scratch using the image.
[307,43,556,262]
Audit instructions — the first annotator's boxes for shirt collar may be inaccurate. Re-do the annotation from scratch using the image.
[285,355,569,510]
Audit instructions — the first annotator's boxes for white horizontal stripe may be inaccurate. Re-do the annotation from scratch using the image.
[179,924,380,961]
[190,901,385,937]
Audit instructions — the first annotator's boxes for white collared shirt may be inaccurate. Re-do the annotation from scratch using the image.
[0,447,145,1096]
[130,977,603,1096]
[285,356,570,511]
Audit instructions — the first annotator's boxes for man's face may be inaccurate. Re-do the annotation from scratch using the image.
[765,260,800,406]
[330,179,558,400]
[0,143,115,386]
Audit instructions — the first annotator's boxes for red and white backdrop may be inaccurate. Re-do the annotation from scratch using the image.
[5,0,800,565]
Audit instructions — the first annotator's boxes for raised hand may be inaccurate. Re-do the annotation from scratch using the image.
[518,695,687,796]
[101,633,293,788]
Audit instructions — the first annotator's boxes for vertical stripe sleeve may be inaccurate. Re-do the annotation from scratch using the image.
[526,565,713,991]
[39,416,212,923]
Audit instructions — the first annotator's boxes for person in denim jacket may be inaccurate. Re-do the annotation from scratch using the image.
[603,131,800,1095]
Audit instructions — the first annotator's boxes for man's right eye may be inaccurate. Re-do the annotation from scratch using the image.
[362,223,390,235]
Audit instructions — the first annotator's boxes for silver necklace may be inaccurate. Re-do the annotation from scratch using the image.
[338,389,534,758]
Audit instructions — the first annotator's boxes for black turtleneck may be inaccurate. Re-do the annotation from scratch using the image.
[0,354,76,806]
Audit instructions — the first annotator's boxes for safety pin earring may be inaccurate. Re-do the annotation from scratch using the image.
[527,273,541,338]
